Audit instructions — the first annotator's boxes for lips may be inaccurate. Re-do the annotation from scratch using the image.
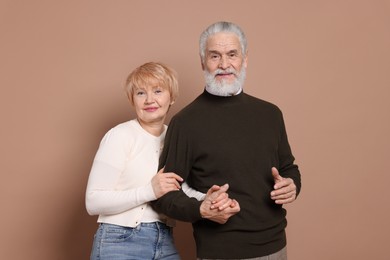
[214,69,236,78]
[216,73,233,76]
[215,73,235,80]
[144,107,158,112]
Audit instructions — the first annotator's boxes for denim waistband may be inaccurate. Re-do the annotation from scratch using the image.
[140,222,170,229]
[99,221,170,230]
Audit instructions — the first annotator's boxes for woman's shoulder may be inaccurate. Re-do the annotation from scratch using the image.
[102,119,138,141]
[111,119,136,131]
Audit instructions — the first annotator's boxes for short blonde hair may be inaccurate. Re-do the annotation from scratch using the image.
[125,62,179,105]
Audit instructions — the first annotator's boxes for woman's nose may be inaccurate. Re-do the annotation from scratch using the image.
[144,93,154,104]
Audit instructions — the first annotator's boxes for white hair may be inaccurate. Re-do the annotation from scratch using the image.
[199,21,247,63]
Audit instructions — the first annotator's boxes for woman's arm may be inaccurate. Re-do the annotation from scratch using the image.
[85,160,156,216]
[181,182,206,201]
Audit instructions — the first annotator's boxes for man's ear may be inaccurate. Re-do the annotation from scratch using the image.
[200,55,205,70]
[243,50,248,68]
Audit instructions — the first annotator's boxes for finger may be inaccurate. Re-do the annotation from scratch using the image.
[207,184,229,199]
[210,193,228,206]
[219,183,229,192]
[164,173,183,182]
[211,191,228,204]
[162,182,181,193]
[171,179,182,189]
[212,184,229,201]
[157,167,165,174]
[224,199,240,211]
[163,177,182,189]
[274,177,294,190]
[209,185,221,192]
[275,194,296,204]
[210,197,231,210]
[205,185,221,197]
[272,167,283,184]
[210,195,231,210]
[218,198,234,211]
[271,183,295,196]
[273,178,295,191]
[271,190,296,200]
[228,199,240,213]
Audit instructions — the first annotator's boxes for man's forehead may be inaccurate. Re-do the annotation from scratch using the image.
[207,32,241,51]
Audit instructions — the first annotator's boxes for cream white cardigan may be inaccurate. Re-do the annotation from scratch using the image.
[85,119,204,227]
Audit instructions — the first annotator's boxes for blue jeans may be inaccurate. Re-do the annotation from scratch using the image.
[197,246,287,260]
[90,222,180,260]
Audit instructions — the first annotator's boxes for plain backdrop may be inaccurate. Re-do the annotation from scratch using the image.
[1,0,389,259]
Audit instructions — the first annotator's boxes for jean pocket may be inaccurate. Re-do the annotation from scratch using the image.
[101,224,136,243]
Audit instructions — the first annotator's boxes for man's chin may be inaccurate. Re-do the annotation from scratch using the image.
[215,77,235,85]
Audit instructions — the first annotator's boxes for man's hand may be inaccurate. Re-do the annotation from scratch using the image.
[200,184,240,224]
[270,167,297,204]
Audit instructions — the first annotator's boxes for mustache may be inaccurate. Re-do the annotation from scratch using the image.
[213,68,237,76]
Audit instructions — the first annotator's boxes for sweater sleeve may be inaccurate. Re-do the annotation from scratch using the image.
[276,109,302,196]
[152,116,203,222]
[85,127,157,216]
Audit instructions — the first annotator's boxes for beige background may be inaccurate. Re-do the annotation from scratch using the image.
[1,0,389,259]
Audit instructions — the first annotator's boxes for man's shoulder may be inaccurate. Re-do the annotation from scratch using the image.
[173,93,206,118]
[243,93,281,112]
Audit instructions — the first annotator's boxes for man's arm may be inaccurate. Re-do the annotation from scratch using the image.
[270,108,301,204]
[153,182,240,223]
[276,109,301,196]
[153,116,240,222]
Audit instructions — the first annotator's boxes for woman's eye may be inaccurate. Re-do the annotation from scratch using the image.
[155,89,163,94]
[136,91,145,96]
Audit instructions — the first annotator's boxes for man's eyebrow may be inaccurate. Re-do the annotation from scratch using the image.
[228,49,239,54]
[207,50,221,55]
[207,49,239,55]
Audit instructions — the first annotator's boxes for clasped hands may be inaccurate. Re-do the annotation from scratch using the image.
[199,183,240,224]
[152,167,297,224]
[200,167,297,224]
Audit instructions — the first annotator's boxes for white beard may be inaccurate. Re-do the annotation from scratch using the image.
[204,66,246,97]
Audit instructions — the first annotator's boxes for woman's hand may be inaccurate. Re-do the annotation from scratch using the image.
[151,168,183,198]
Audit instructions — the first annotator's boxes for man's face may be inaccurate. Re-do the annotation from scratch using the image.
[203,32,247,85]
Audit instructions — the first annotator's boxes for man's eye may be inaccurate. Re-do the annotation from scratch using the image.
[209,54,220,60]
[229,52,239,58]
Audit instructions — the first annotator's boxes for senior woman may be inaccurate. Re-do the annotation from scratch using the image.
[86,62,206,260]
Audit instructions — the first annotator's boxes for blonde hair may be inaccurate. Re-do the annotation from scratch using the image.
[125,62,179,105]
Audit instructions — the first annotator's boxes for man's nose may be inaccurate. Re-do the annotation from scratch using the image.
[219,56,230,69]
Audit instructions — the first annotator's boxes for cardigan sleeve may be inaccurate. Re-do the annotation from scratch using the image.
[182,182,206,201]
[85,126,156,216]
[152,116,203,222]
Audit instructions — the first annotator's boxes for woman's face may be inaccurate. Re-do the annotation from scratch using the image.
[132,81,172,128]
